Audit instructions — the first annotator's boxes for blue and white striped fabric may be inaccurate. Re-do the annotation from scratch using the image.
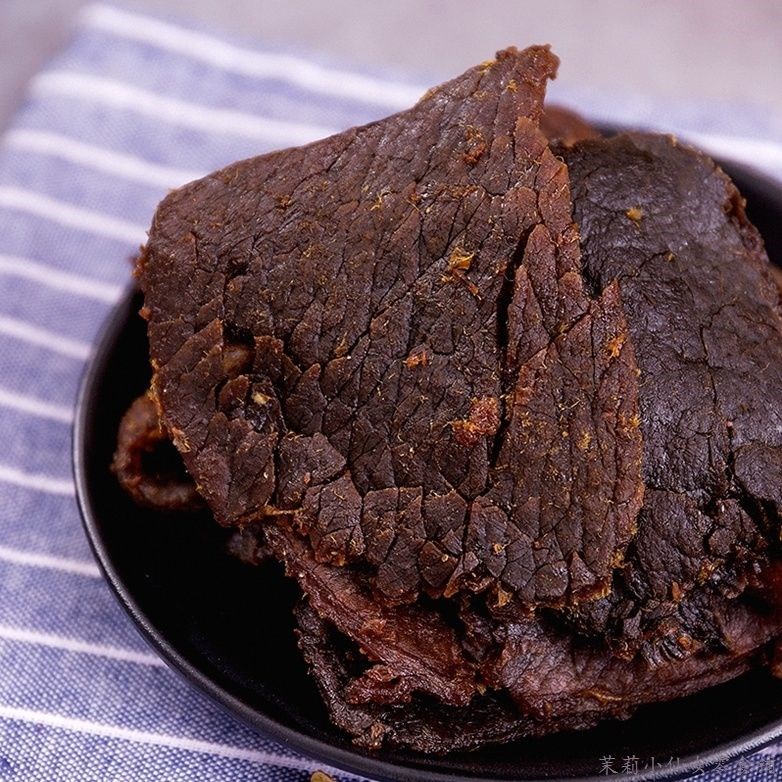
[0,4,781,780]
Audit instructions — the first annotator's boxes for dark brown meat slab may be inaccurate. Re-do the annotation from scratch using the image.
[125,37,782,752]
[265,521,476,707]
[139,46,643,611]
[560,133,782,652]
[293,573,782,752]
[293,600,540,753]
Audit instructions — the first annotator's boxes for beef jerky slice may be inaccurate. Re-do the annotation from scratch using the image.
[293,569,782,753]
[283,131,782,748]
[559,133,782,654]
[139,47,643,613]
[265,522,475,707]
[112,392,203,512]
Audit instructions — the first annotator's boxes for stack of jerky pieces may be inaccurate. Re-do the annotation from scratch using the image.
[115,46,782,753]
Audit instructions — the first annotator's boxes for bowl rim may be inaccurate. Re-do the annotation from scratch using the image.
[73,153,782,782]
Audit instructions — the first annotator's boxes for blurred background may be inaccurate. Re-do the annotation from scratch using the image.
[2,0,781,132]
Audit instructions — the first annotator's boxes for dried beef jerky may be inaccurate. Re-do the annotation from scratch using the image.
[558,133,782,657]
[139,45,644,612]
[116,43,782,754]
[112,392,203,512]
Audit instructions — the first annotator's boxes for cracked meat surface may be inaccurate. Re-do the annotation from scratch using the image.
[559,134,782,658]
[139,45,643,611]
[124,45,782,752]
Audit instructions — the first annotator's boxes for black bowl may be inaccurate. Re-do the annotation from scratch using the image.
[74,155,782,782]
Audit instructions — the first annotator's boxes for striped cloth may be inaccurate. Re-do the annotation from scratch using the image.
[0,4,780,780]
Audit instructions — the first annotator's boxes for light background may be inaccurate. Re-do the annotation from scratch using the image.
[1,0,781,131]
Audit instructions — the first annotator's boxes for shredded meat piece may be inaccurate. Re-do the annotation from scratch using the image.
[112,392,203,512]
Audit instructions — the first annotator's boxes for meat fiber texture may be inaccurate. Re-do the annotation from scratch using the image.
[134,46,782,752]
